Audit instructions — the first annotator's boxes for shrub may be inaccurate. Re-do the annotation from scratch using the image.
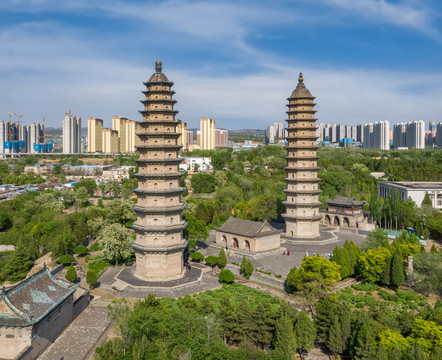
[218,269,235,284]
[356,301,365,308]
[89,242,102,252]
[65,265,77,282]
[190,252,205,262]
[84,255,93,263]
[86,269,98,289]
[73,245,89,255]
[58,254,74,265]
[231,261,239,266]
[275,275,282,278]
[205,255,218,268]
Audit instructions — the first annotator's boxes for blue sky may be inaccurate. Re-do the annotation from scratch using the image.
[1,0,442,129]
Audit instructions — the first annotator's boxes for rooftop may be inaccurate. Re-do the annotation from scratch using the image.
[147,60,171,83]
[382,181,442,190]
[215,217,280,238]
[327,196,365,207]
[0,265,76,327]
[289,73,314,99]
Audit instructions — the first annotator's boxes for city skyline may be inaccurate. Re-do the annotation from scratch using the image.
[1,1,442,129]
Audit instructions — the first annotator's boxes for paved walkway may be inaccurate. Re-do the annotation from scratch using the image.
[38,302,111,360]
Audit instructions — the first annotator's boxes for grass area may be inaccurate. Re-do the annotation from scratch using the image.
[83,254,111,276]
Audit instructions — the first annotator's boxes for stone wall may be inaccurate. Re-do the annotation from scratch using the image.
[216,232,280,254]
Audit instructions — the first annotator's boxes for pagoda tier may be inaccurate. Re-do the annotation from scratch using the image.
[282,73,322,239]
[131,60,187,281]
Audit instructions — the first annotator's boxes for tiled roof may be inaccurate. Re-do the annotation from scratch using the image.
[148,72,170,83]
[327,196,365,207]
[215,217,280,238]
[0,265,76,327]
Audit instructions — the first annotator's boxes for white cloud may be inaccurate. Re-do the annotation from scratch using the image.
[323,0,440,39]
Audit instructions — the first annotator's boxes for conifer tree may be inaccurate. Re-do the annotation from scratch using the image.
[218,247,227,269]
[352,322,377,360]
[338,303,352,351]
[273,315,297,359]
[390,252,405,289]
[333,245,351,278]
[380,253,391,286]
[294,309,316,355]
[65,264,77,282]
[327,315,344,356]
[315,295,338,341]
[376,343,388,360]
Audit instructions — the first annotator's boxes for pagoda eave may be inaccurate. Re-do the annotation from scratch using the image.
[139,109,179,115]
[135,145,182,150]
[281,214,322,221]
[132,187,186,195]
[131,241,189,254]
[133,204,187,214]
[143,80,174,86]
[282,201,323,207]
[136,132,181,138]
[131,222,188,233]
[283,189,322,195]
[134,173,183,179]
[139,120,182,126]
[135,158,183,164]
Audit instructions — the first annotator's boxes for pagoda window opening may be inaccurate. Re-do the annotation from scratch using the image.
[170,218,174,224]
[169,183,173,189]
[168,154,172,158]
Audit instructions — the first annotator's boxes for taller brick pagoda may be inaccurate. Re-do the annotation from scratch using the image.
[131,60,187,281]
[282,73,322,238]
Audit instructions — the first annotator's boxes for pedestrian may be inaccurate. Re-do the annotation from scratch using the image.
[287,250,290,256]
[198,276,200,285]
[283,250,285,255]
[189,264,191,270]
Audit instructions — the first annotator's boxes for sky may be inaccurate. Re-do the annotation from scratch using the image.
[1,0,442,130]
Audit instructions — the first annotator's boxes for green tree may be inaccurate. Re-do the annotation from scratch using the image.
[97,223,134,265]
[351,321,377,360]
[422,193,433,207]
[376,343,389,360]
[218,247,227,269]
[73,245,89,255]
[333,245,352,278]
[240,255,254,279]
[215,184,243,214]
[190,173,216,193]
[86,269,98,288]
[184,215,209,249]
[65,264,77,282]
[5,246,34,282]
[218,269,235,284]
[247,194,279,221]
[413,251,442,296]
[58,254,74,265]
[294,309,316,355]
[205,255,218,269]
[362,228,389,251]
[357,247,392,283]
[190,251,204,262]
[73,178,97,197]
[105,198,136,226]
[287,255,341,299]
[212,153,226,170]
[328,315,344,355]
[390,252,405,289]
[74,186,90,208]
[380,252,391,287]
[273,315,297,359]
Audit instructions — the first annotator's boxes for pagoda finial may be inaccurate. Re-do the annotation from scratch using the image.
[155,60,162,73]
[298,72,304,83]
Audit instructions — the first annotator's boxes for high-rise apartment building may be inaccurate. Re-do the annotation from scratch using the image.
[406,121,425,149]
[200,117,215,150]
[265,124,275,144]
[177,121,187,150]
[356,124,364,143]
[436,122,442,147]
[132,60,187,281]
[393,123,407,148]
[186,130,193,148]
[362,123,374,148]
[372,121,390,150]
[282,73,321,239]
[102,128,119,153]
[63,111,81,153]
[88,117,103,153]
[215,129,228,148]
[29,123,44,153]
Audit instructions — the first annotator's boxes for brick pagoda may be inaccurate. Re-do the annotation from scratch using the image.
[282,73,322,238]
[131,60,187,280]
